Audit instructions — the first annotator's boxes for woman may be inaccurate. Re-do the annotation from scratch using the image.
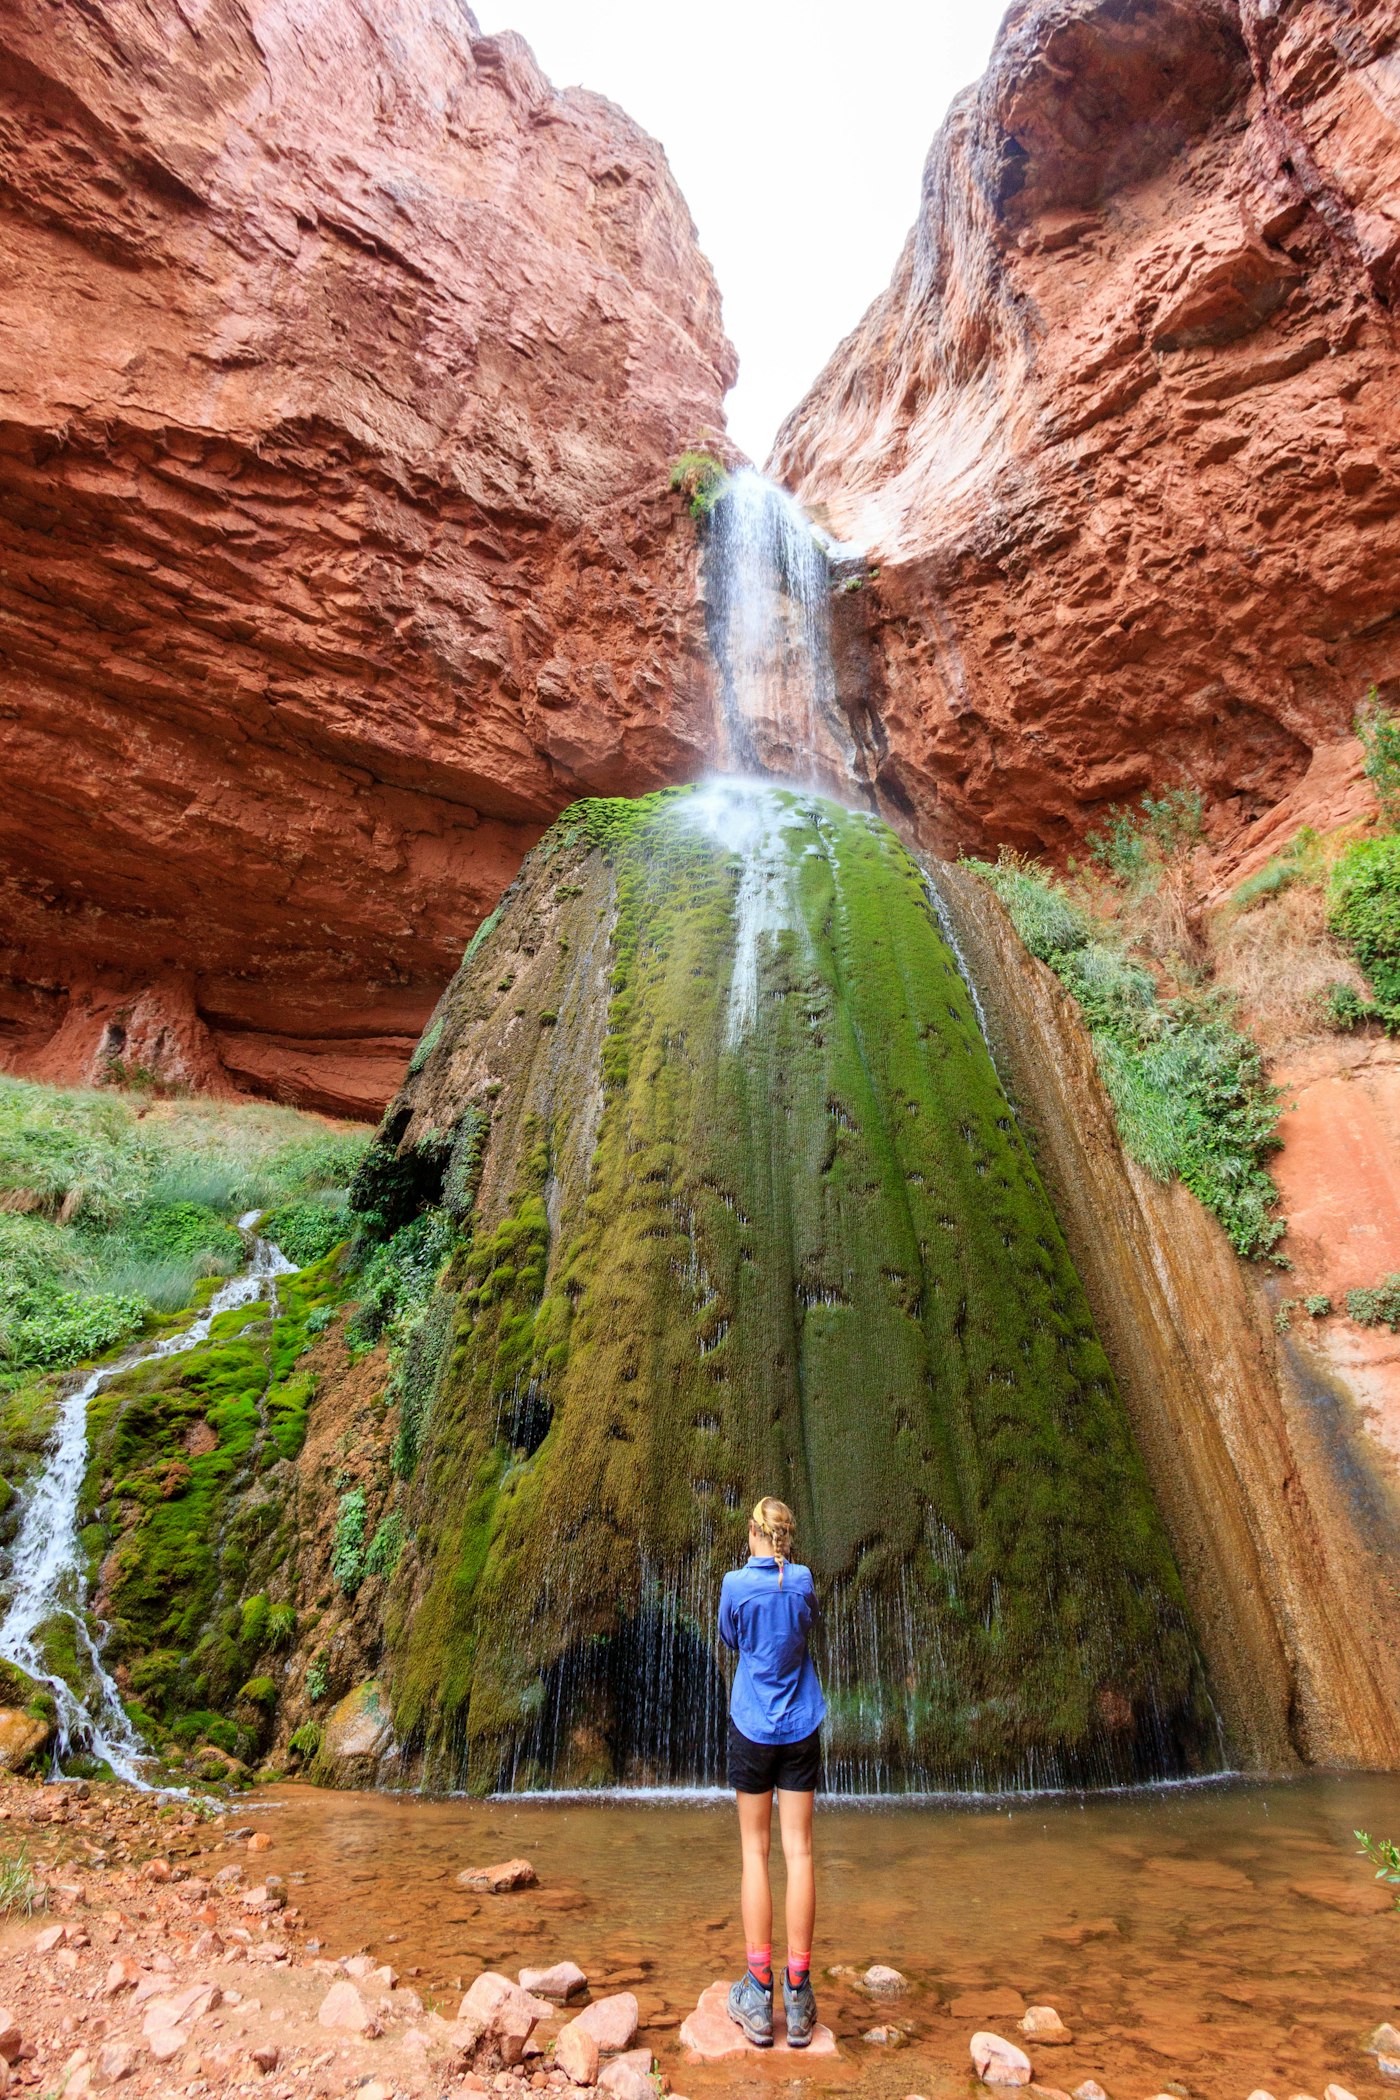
[717,1495,824,2049]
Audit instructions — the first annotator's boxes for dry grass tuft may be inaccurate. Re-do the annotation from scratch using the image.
[1209,878,1367,1054]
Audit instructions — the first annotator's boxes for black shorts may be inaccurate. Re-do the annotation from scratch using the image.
[727,1719,823,1794]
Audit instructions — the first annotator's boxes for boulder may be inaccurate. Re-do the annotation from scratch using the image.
[1324,2087,1360,2100]
[554,2021,600,2087]
[596,2061,654,2100]
[1074,2084,1109,2100]
[316,1981,377,2035]
[457,1858,538,1894]
[0,2018,18,2066]
[863,1965,908,1995]
[520,1961,588,2002]
[971,2032,1034,2086]
[573,1992,639,2054]
[459,1973,543,2067]
[249,2044,279,2075]
[91,2044,138,2087]
[145,2029,189,2065]
[141,1985,220,2038]
[317,1681,398,1785]
[0,1710,50,1773]
[679,1980,838,2060]
[865,2025,903,2044]
[1370,2030,1400,2059]
[1020,2006,1073,2044]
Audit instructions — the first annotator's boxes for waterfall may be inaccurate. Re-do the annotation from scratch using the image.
[705,467,867,795]
[0,1215,293,1784]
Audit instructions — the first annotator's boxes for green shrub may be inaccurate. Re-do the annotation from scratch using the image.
[1356,690,1400,828]
[1346,1275,1400,1330]
[3,1289,146,1370]
[288,1721,321,1759]
[331,1488,368,1596]
[974,856,1284,1259]
[1087,786,1203,892]
[669,448,729,520]
[1325,981,1375,1031]
[364,1512,404,1579]
[1329,832,1400,1026]
[258,1196,351,1269]
[305,1653,329,1703]
[1303,1293,1332,1317]
[237,1675,277,1708]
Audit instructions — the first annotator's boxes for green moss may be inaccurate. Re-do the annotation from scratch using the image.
[668,449,729,520]
[383,788,1209,1792]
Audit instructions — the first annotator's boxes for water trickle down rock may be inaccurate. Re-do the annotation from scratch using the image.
[360,782,1218,1793]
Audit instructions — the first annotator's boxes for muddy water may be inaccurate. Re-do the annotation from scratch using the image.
[251,1776,1400,2098]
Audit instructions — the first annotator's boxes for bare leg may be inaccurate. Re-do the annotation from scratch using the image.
[776,1788,815,1967]
[736,1789,773,1959]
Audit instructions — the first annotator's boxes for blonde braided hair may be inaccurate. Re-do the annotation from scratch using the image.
[750,1496,797,1586]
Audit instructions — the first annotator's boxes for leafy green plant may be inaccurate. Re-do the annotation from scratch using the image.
[1356,1830,1400,1910]
[364,1512,405,1579]
[1274,1299,1296,1334]
[258,1197,351,1269]
[1303,1293,1332,1317]
[331,1487,368,1596]
[0,1842,47,1916]
[288,1721,322,1760]
[1356,689,1400,827]
[973,856,1285,1259]
[305,1653,330,1703]
[1345,1276,1400,1330]
[1325,981,1375,1031]
[668,449,729,520]
[1087,786,1204,892]
[236,1675,277,1709]
[1329,832,1400,1029]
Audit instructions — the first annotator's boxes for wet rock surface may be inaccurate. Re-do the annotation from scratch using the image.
[0,0,733,1114]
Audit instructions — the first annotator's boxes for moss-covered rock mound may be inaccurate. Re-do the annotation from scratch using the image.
[362,784,1215,1791]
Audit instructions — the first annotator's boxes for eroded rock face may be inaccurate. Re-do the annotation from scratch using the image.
[0,0,734,1115]
[773,0,1400,859]
[937,864,1400,1772]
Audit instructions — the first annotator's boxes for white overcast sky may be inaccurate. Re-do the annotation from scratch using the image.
[472,0,1011,464]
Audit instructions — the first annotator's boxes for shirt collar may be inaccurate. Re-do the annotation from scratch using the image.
[746,1554,778,1568]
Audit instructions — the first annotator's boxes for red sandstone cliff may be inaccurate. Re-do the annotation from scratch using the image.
[773,0,1400,861]
[0,0,734,1114]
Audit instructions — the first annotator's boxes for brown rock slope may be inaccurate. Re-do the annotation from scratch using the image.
[938,864,1400,1774]
[773,0,1400,858]
[0,0,734,1115]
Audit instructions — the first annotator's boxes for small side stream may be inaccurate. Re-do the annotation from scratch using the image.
[0,1215,292,1783]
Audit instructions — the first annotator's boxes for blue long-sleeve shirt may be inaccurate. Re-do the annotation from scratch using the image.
[718,1555,826,1745]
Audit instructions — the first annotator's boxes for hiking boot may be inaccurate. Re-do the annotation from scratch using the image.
[727,1970,774,2047]
[783,1970,818,2048]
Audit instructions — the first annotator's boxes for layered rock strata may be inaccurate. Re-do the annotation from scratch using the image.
[774,0,1400,859]
[0,0,734,1114]
[938,864,1400,1771]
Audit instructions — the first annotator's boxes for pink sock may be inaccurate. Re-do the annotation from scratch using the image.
[746,1944,772,1988]
[787,1951,811,1987]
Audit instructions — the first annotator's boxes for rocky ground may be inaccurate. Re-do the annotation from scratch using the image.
[0,1777,687,2100]
[0,1774,1394,2100]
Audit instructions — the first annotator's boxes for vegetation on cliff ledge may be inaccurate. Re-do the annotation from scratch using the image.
[0,1080,365,1390]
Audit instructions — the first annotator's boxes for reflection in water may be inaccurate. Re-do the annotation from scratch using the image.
[252,1773,1400,2095]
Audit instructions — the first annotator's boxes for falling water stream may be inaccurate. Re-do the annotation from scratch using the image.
[0,1214,292,1782]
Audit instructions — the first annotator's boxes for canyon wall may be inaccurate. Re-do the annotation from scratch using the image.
[938,864,1400,1772]
[774,0,1400,862]
[0,0,734,1115]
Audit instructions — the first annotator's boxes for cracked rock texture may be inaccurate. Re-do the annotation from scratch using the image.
[0,0,733,1114]
[773,0,1400,860]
